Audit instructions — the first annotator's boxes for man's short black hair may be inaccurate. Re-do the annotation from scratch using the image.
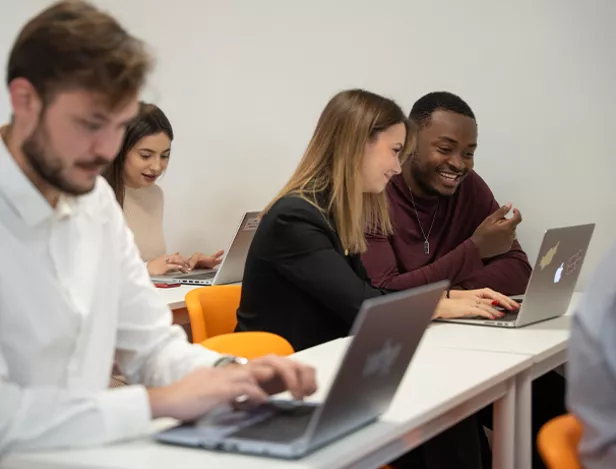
[409,91,475,128]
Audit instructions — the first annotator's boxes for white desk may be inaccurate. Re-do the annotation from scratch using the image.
[423,292,581,469]
[156,285,196,310]
[2,342,531,469]
[424,293,580,372]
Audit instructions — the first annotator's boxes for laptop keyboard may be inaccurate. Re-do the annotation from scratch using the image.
[183,271,216,281]
[467,312,518,322]
[228,404,317,442]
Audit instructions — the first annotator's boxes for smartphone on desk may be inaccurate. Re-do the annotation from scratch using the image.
[154,282,181,288]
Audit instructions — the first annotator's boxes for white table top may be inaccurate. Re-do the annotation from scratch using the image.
[2,341,531,469]
[423,292,582,363]
[156,285,197,310]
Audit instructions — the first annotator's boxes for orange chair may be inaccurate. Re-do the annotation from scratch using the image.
[537,414,583,469]
[185,285,242,343]
[200,331,294,359]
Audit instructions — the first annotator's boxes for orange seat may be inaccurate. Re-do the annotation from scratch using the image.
[537,414,583,469]
[200,331,294,359]
[185,285,242,343]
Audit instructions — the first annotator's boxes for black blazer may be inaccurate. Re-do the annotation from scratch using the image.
[236,195,386,351]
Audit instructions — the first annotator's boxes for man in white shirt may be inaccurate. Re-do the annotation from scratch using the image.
[0,0,316,454]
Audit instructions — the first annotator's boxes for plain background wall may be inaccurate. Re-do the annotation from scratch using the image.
[1,0,615,288]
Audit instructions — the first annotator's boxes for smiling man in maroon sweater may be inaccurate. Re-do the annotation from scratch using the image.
[365,92,562,469]
[363,91,532,295]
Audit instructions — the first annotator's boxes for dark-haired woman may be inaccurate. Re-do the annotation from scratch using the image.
[104,103,222,276]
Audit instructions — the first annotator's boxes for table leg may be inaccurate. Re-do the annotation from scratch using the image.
[515,369,533,469]
[493,378,516,469]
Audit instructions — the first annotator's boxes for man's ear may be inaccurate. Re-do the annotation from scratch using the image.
[8,78,43,132]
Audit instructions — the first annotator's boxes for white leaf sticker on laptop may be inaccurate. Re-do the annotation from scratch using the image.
[243,216,260,231]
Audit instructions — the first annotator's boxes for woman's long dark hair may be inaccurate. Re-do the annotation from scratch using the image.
[104,102,174,207]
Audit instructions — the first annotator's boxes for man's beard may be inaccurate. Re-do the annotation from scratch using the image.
[22,120,109,196]
[410,159,444,197]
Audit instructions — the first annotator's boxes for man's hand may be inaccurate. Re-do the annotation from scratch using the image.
[148,366,268,421]
[471,204,522,259]
[147,356,317,421]
[243,355,317,399]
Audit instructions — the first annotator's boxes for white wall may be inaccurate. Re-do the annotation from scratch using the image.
[1,0,615,288]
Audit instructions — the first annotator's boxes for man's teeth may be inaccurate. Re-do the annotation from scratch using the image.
[438,171,458,181]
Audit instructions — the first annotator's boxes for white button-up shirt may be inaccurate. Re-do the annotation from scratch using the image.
[0,140,221,454]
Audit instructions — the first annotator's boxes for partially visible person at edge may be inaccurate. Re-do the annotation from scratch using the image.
[103,102,223,276]
[363,91,531,296]
[236,88,519,469]
[568,241,616,469]
[0,0,315,455]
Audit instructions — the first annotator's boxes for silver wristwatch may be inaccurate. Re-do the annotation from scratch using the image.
[213,355,249,367]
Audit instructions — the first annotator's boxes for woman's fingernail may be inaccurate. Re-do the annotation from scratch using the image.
[492,300,499,306]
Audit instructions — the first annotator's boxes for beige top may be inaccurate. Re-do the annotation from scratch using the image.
[123,185,166,262]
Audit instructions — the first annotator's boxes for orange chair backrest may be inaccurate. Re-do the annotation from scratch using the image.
[200,331,294,359]
[537,414,583,469]
[185,285,242,343]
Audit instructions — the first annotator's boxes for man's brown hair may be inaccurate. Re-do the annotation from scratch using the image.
[6,0,152,109]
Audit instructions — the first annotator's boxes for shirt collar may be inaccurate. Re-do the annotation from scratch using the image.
[0,135,79,227]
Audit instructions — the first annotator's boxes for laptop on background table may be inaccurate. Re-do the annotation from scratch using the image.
[151,211,260,286]
[436,223,595,328]
[155,280,449,459]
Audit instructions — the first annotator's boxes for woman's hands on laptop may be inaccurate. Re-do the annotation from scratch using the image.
[187,249,224,271]
[147,252,191,276]
[434,298,504,320]
[450,288,520,311]
[146,249,224,276]
[147,356,317,421]
[434,288,521,320]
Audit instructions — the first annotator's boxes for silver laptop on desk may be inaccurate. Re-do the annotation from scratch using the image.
[151,211,260,286]
[436,223,594,328]
[154,280,448,459]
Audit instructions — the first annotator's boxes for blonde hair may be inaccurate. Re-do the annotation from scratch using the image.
[265,89,416,254]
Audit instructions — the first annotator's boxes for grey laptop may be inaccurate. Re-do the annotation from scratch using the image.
[151,211,260,286]
[155,280,448,458]
[437,223,594,328]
